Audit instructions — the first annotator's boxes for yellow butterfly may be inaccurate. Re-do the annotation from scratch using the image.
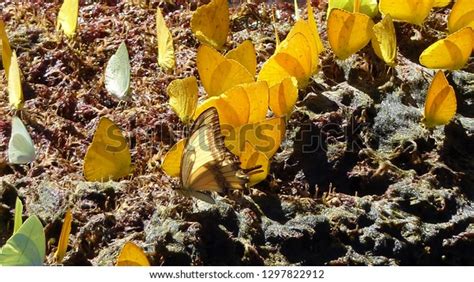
[161,138,186,178]
[258,32,312,88]
[239,142,270,186]
[293,0,324,53]
[166,76,198,124]
[56,0,79,38]
[116,242,150,266]
[8,51,24,110]
[284,22,319,75]
[259,1,321,89]
[196,44,254,97]
[327,8,375,60]
[156,7,175,72]
[0,19,12,76]
[177,108,261,203]
[307,0,325,54]
[269,77,298,117]
[448,0,474,34]
[54,210,72,264]
[0,20,23,109]
[225,40,257,77]
[371,14,397,66]
[379,0,434,25]
[83,117,132,182]
[193,81,269,128]
[191,0,229,50]
[419,27,473,70]
[423,71,457,128]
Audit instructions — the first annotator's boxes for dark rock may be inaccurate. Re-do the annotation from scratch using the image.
[301,92,340,114]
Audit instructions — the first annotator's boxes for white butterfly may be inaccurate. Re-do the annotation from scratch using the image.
[105,41,131,99]
[8,116,36,164]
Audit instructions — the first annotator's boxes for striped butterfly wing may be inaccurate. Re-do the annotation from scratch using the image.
[180,107,250,195]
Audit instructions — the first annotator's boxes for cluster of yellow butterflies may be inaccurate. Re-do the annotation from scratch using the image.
[327,0,474,69]
[1,0,471,198]
[0,0,470,266]
[158,0,329,202]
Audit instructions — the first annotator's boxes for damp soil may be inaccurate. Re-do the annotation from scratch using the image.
[0,0,473,266]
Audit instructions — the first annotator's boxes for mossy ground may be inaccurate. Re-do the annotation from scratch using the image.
[0,0,473,265]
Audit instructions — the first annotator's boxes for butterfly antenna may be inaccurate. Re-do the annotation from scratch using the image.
[294,0,300,20]
[271,6,280,46]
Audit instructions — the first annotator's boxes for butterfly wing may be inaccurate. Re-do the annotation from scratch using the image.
[371,14,397,66]
[156,8,175,72]
[0,19,12,76]
[419,27,473,70]
[116,242,150,266]
[8,116,35,164]
[56,0,79,38]
[83,117,132,181]
[180,108,250,195]
[190,0,229,50]
[423,71,457,128]
[53,210,72,264]
[379,0,433,25]
[433,0,451,7]
[225,40,257,77]
[269,77,299,117]
[327,9,374,60]
[8,51,24,110]
[167,76,198,124]
[258,32,311,88]
[225,116,286,159]
[307,0,325,53]
[240,142,270,187]
[209,60,254,97]
[448,0,474,33]
[196,44,253,97]
[161,138,186,177]
[285,20,318,74]
[105,42,131,99]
